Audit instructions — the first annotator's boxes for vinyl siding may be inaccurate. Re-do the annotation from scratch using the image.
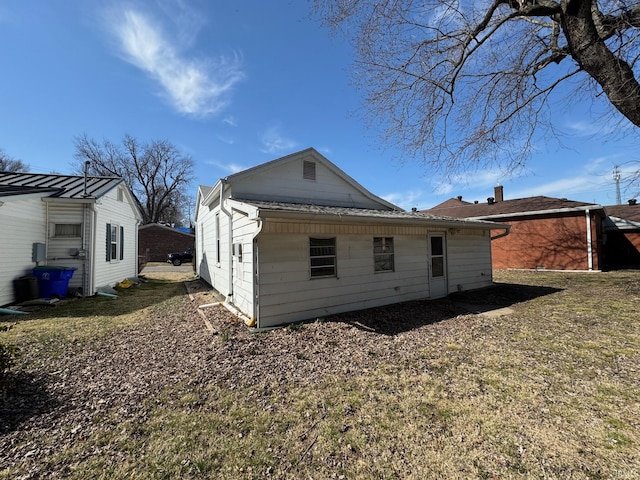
[256,233,432,327]
[46,203,87,291]
[196,199,231,297]
[446,229,494,291]
[92,188,139,290]
[0,198,46,305]
[232,156,388,209]
[229,209,257,319]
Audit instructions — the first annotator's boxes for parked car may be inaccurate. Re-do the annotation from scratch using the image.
[167,247,194,266]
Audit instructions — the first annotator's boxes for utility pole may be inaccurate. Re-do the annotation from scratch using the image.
[613,165,622,205]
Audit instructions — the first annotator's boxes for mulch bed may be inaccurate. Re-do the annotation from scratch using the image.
[0,279,532,476]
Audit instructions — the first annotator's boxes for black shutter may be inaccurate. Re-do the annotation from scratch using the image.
[106,223,112,261]
[120,226,124,260]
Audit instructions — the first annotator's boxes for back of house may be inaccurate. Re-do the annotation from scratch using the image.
[195,148,504,328]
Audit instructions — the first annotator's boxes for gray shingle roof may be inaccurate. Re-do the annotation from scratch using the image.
[242,200,504,228]
[0,172,123,199]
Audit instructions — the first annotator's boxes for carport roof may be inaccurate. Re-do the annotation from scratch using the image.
[0,172,124,199]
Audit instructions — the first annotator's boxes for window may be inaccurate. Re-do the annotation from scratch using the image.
[54,223,81,238]
[117,188,124,202]
[310,237,336,278]
[106,223,124,261]
[430,236,444,277]
[373,237,394,272]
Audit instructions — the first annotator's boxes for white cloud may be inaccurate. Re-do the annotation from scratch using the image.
[223,116,238,127]
[382,190,423,210]
[105,5,244,116]
[259,124,298,155]
[204,159,246,174]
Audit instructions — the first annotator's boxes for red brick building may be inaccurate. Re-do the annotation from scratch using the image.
[423,186,605,271]
[602,200,640,268]
[138,223,194,263]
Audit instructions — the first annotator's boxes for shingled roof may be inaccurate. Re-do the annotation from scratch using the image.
[604,202,640,227]
[237,199,507,229]
[423,195,603,219]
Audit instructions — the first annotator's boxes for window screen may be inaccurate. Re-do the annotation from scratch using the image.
[310,237,336,277]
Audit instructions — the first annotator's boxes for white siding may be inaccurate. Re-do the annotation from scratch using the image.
[196,199,231,298]
[232,155,387,209]
[229,209,257,319]
[0,199,46,306]
[92,189,139,290]
[256,232,431,327]
[46,203,88,291]
[446,229,494,292]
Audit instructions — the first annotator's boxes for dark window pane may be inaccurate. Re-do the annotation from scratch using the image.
[431,236,443,256]
[432,257,444,277]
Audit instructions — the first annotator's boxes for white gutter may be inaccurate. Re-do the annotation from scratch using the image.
[586,209,593,270]
[219,179,234,298]
[466,204,603,220]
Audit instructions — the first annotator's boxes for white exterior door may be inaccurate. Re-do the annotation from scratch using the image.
[428,233,447,298]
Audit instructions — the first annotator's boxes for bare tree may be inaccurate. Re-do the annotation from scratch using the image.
[0,149,30,172]
[73,134,194,225]
[313,0,640,175]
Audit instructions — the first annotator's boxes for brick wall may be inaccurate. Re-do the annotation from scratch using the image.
[491,212,602,270]
[139,225,195,262]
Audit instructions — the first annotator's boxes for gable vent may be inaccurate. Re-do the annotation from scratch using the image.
[303,160,316,181]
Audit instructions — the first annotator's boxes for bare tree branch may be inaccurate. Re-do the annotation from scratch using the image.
[313,0,640,176]
[72,134,194,225]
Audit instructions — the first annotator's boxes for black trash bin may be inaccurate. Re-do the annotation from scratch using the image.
[13,276,39,303]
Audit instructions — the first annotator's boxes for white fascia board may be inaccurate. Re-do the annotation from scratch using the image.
[252,207,505,230]
[466,204,604,221]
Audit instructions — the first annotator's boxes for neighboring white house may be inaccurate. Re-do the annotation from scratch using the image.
[0,172,142,306]
[195,148,507,328]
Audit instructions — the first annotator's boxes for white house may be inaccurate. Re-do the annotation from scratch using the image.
[0,172,142,306]
[195,148,507,328]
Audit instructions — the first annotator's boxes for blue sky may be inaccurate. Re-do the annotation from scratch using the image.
[1,0,638,219]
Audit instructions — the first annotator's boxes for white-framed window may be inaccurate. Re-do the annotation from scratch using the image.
[373,237,394,272]
[53,223,82,238]
[310,237,336,278]
[106,223,124,262]
[117,188,124,202]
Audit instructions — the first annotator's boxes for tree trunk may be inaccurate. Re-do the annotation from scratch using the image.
[561,0,640,127]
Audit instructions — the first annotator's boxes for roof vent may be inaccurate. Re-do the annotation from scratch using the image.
[474,200,479,204]
[629,198,638,206]
[457,195,463,201]
[303,160,316,181]
[487,197,495,205]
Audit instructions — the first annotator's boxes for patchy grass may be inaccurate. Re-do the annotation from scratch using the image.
[1,270,640,479]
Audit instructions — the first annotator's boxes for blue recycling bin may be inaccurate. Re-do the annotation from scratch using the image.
[32,266,77,298]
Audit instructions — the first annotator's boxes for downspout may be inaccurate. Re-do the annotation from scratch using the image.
[586,209,593,271]
[219,179,233,299]
[251,217,265,328]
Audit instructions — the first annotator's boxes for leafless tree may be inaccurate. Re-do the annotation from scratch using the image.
[313,0,640,175]
[0,149,30,172]
[73,134,194,225]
